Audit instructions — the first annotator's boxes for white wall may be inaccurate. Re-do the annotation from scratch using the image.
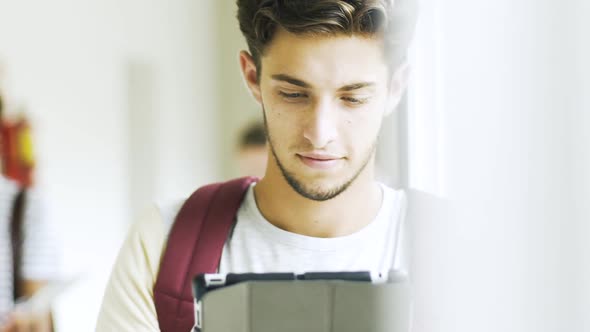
[0,0,220,330]
[572,0,590,328]
[409,0,587,331]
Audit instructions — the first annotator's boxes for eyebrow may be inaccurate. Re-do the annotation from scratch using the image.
[338,82,376,92]
[271,73,375,91]
[271,74,311,88]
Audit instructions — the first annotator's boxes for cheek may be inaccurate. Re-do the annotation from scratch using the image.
[342,112,382,152]
[264,110,299,151]
[265,102,305,137]
[266,108,292,134]
[342,103,383,126]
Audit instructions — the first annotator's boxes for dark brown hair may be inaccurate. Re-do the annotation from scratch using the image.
[237,0,416,75]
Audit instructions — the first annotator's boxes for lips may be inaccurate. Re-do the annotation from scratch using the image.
[297,152,343,170]
[299,152,340,160]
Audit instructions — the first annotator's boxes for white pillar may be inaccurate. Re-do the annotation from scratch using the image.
[409,0,587,331]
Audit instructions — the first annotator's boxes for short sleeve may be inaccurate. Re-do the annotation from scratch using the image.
[95,205,169,332]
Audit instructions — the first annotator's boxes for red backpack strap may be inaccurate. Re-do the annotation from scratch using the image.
[154,176,258,332]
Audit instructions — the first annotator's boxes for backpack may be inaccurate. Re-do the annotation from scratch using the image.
[153,176,258,332]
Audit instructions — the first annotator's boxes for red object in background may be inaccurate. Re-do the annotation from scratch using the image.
[1,118,34,188]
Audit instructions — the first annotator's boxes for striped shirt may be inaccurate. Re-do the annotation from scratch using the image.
[0,176,58,325]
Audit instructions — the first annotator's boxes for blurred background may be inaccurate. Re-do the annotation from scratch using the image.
[0,0,588,331]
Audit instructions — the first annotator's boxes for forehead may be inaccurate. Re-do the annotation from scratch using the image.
[260,29,388,88]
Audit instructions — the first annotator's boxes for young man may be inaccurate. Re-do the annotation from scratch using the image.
[97,0,414,330]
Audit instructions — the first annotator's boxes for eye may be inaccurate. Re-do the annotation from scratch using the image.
[341,96,369,105]
[278,91,308,99]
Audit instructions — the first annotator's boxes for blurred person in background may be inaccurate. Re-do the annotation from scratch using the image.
[236,121,268,178]
[0,91,57,332]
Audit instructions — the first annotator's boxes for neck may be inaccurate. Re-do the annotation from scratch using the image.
[253,158,383,238]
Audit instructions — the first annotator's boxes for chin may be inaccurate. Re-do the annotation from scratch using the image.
[286,172,355,201]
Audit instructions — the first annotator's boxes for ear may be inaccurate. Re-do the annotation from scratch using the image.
[239,50,262,104]
[384,61,410,116]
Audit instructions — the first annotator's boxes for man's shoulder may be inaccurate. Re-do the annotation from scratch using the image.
[124,200,184,255]
[155,180,256,234]
[379,183,407,207]
[154,199,185,235]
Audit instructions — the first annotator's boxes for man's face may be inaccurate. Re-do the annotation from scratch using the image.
[243,29,399,201]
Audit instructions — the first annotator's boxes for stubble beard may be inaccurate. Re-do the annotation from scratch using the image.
[262,110,378,202]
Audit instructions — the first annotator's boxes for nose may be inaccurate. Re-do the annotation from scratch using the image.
[303,98,337,149]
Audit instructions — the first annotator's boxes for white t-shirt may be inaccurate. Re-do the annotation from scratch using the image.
[96,182,408,331]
